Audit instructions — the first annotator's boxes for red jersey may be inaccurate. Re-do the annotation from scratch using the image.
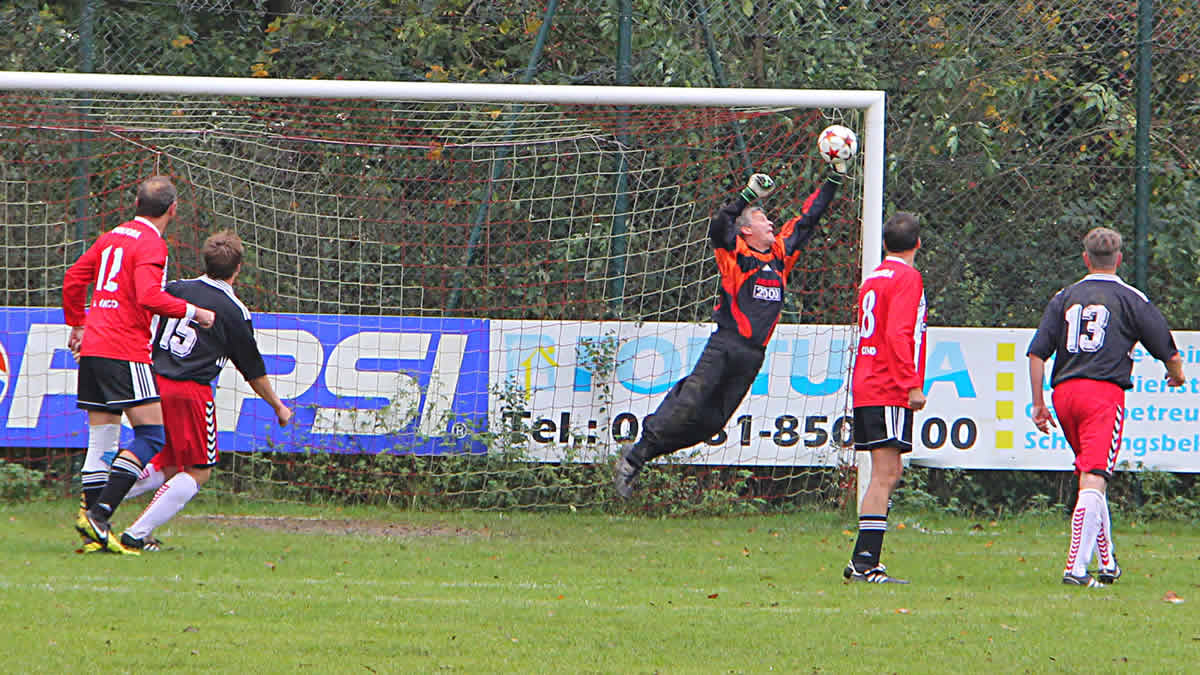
[851,256,927,407]
[62,217,193,363]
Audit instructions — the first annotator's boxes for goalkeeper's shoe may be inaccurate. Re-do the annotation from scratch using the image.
[843,562,909,584]
[612,443,641,500]
[75,508,111,548]
[1097,559,1122,585]
[1062,571,1103,588]
[120,532,163,552]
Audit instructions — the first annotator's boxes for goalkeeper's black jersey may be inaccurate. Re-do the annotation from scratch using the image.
[708,178,839,347]
[1027,273,1178,390]
[152,276,268,385]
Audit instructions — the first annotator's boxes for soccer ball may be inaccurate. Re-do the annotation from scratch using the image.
[817,124,858,164]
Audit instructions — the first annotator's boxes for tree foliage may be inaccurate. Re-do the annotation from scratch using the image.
[1,0,1196,326]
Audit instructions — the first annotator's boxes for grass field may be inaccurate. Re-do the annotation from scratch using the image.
[2,499,1197,673]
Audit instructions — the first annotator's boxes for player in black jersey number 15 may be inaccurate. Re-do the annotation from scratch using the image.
[613,157,848,499]
[117,231,293,552]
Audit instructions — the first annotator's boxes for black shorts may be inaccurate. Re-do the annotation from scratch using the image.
[76,356,159,413]
[853,405,914,453]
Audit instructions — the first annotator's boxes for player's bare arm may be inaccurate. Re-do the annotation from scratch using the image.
[1027,353,1056,434]
[248,375,293,426]
[907,387,926,411]
[1164,352,1185,388]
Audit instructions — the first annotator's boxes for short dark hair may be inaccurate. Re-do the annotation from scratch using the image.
[202,230,244,280]
[134,176,177,217]
[1083,227,1122,269]
[883,212,920,253]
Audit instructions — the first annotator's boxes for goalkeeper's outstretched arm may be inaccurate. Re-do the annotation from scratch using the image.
[779,176,840,258]
[709,173,776,249]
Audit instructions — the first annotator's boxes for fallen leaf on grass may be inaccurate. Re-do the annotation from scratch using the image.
[707,593,719,599]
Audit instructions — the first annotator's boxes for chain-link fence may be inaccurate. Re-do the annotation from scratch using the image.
[2,0,1197,327]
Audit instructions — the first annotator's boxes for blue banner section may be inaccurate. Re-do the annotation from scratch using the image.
[0,308,491,454]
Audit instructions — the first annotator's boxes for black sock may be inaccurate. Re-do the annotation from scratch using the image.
[93,456,142,519]
[851,514,887,571]
[81,471,107,510]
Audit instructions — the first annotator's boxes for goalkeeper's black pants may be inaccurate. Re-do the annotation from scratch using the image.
[629,329,765,467]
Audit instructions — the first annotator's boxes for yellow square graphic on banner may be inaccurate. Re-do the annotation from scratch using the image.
[995,430,1014,449]
[996,400,1014,420]
[996,343,1016,362]
[996,372,1015,391]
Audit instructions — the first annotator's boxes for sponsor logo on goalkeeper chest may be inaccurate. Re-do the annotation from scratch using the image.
[752,280,782,302]
[752,265,782,302]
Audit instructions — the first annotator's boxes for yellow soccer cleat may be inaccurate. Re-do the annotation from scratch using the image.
[75,509,110,548]
[76,541,105,554]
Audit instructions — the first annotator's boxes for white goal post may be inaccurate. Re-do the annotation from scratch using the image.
[0,72,884,265]
[0,70,885,511]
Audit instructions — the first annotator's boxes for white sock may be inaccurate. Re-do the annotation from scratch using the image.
[126,462,167,500]
[1096,492,1116,569]
[81,420,120,478]
[126,472,199,539]
[1066,488,1104,576]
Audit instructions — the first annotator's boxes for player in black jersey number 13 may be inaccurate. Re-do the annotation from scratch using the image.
[1027,227,1185,588]
[613,159,847,499]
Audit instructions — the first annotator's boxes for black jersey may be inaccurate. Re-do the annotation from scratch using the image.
[1027,273,1178,390]
[152,276,268,385]
[708,178,838,347]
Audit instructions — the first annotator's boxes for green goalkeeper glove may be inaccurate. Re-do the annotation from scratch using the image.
[740,173,775,202]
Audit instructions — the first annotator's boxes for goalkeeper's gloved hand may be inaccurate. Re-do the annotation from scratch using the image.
[826,159,850,185]
[740,173,775,202]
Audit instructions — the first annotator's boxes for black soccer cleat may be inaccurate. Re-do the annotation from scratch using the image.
[120,532,163,552]
[844,562,909,584]
[612,443,641,499]
[1097,560,1122,585]
[1062,572,1104,588]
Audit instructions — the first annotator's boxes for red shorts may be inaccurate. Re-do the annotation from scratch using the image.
[156,375,218,470]
[1051,378,1125,478]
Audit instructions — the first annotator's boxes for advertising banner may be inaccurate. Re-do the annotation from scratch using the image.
[0,309,490,454]
[914,327,1200,473]
[490,320,858,465]
[2,307,1197,472]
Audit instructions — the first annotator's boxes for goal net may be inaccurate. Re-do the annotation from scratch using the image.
[0,73,882,512]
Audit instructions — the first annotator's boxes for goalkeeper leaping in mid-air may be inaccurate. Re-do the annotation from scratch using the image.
[613,144,851,498]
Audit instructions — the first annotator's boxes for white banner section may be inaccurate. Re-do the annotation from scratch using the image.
[918,327,1200,473]
[490,321,856,466]
[490,322,1200,473]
